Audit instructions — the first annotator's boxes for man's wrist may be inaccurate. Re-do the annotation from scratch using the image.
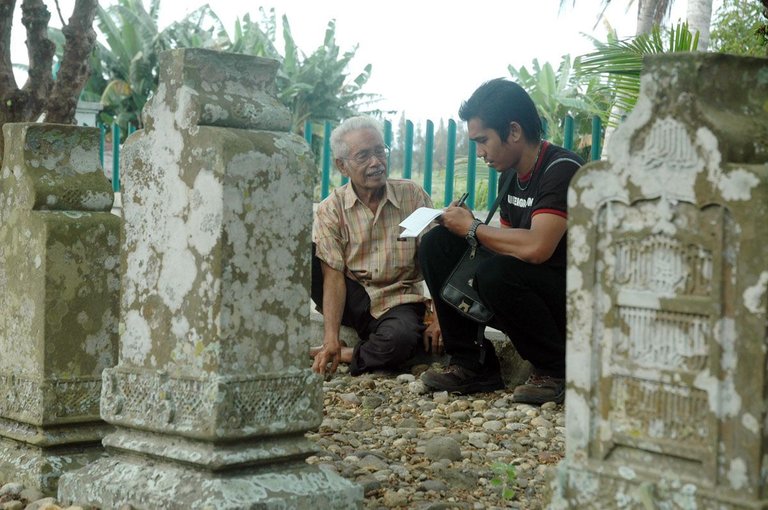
[465,218,483,242]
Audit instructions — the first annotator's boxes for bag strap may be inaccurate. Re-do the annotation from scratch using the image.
[482,170,515,225]
[482,156,581,225]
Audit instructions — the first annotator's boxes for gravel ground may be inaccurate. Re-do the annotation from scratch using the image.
[0,362,563,510]
[306,362,564,509]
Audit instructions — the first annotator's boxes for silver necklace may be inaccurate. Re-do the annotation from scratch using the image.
[516,142,543,192]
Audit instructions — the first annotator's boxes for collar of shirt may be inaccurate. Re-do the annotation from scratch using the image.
[342,180,403,211]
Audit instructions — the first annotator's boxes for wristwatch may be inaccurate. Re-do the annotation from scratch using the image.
[465,218,483,248]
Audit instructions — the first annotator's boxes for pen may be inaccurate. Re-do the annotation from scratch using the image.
[456,192,469,207]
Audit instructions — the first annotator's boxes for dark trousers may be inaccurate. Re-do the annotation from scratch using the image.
[311,246,426,375]
[418,226,566,377]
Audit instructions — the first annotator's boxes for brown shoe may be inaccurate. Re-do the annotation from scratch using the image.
[512,374,565,405]
[421,364,504,394]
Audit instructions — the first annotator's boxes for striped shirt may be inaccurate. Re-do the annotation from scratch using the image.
[313,179,433,318]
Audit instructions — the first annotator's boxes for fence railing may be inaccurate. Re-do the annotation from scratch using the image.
[101,114,603,210]
[306,115,603,210]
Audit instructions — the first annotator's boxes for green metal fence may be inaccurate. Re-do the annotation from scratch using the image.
[308,115,603,210]
[102,114,602,208]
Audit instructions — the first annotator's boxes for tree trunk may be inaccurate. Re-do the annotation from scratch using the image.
[687,0,714,50]
[636,0,673,34]
[19,0,56,121]
[46,0,98,123]
[0,0,98,160]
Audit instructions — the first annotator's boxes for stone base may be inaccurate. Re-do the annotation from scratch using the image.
[58,452,363,509]
[0,416,111,446]
[548,461,768,509]
[102,427,322,470]
[0,437,106,496]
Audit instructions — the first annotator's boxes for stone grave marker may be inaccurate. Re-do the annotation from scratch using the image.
[550,53,768,509]
[58,48,362,509]
[0,123,119,493]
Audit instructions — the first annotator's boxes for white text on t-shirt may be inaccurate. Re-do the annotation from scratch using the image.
[508,195,534,208]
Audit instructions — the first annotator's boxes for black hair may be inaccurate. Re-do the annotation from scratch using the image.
[458,78,542,143]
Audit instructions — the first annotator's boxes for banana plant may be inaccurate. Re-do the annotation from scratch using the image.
[89,0,168,135]
[161,5,230,50]
[228,11,280,59]
[508,54,611,156]
[262,10,377,133]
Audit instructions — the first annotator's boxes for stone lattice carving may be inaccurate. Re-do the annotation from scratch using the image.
[100,369,321,438]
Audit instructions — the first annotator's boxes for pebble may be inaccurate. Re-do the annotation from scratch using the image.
[17,491,44,505]
[0,485,23,498]
[424,437,463,462]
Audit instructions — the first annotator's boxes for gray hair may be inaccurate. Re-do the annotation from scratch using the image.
[330,116,384,159]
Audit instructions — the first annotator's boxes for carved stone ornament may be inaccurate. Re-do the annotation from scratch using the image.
[550,53,768,509]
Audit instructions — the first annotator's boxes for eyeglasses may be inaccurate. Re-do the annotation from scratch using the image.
[343,145,390,165]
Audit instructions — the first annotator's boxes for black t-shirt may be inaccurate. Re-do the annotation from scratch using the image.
[498,142,583,267]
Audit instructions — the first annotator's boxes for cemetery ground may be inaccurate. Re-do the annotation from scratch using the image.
[0,360,564,509]
[308,362,564,510]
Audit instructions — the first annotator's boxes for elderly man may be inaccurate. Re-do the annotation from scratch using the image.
[310,116,440,376]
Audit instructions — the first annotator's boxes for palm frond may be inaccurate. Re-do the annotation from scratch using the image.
[575,21,699,124]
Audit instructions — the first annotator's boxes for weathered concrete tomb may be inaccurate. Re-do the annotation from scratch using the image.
[551,54,768,508]
[0,124,120,493]
[57,49,362,508]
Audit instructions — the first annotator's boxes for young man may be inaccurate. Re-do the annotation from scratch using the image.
[419,79,583,404]
[311,116,441,376]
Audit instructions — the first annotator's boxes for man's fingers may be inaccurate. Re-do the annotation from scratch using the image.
[330,357,340,374]
[312,354,324,374]
[431,334,442,354]
[311,349,326,374]
[311,347,341,376]
[423,332,443,354]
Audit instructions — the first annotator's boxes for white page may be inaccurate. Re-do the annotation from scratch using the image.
[398,207,443,237]
[399,228,421,238]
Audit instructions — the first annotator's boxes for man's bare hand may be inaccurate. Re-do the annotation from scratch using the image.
[439,205,475,237]
[311,338,342,375]
[423,316,443,354]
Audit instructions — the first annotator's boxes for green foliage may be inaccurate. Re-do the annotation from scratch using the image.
[575,21,699,126]
[229,12,280,58]
[86,0,175,137]
[710,0,768,56]
[508,55,611,155]
[55,1,376,141]
[509,56,601,143]
[265,11,376,132]
[162,5,231,50]
[490,462,518,501]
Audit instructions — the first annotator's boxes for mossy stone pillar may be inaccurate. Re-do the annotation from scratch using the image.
[550,53,768,508]
[58,48,362,509]
[0,123,120,494]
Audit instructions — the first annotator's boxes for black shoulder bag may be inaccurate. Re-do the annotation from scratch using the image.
[439,171,515,323]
